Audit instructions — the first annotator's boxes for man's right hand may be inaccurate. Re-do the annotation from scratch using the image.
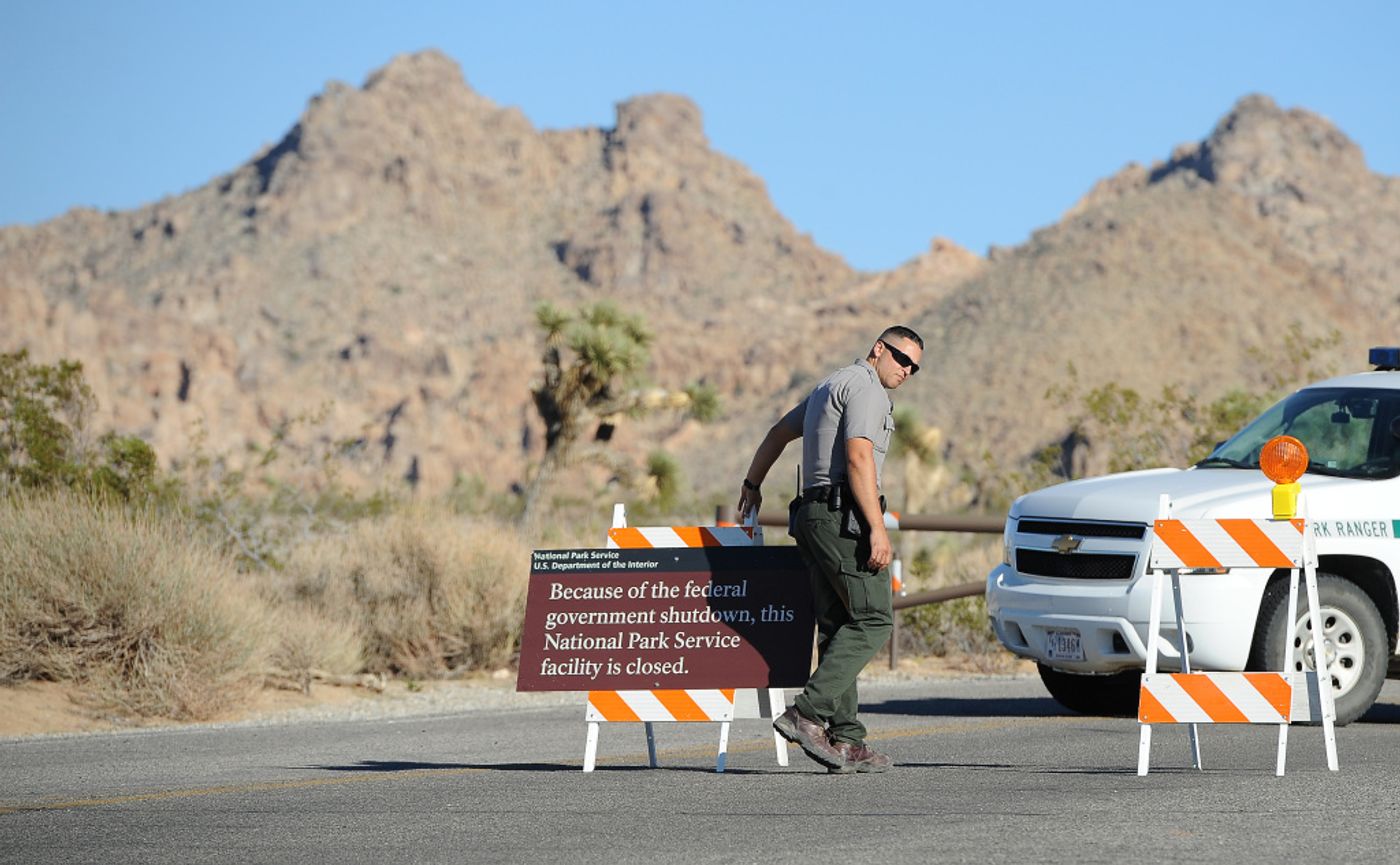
[736,484,762,522]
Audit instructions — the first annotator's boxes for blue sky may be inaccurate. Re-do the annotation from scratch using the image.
[2,1,1396,271]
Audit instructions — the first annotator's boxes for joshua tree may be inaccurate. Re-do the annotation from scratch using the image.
[521,302,718,525]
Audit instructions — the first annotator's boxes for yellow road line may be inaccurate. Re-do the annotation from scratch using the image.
[0,714,1072,814]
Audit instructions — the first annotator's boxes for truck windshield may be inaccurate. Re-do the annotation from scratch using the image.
[1198,387,1400,479]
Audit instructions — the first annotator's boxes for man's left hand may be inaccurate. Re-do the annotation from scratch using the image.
[866,525,893,572]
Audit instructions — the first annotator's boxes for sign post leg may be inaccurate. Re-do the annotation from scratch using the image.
[584,721,600,772]
[1277,567,1302,776]
[716,721,731,773]
[1138,568,1166,776]
[645,721,659,768]
[767,689,789,766]
[1170,571,1202,770]
[1302,560,1340,771]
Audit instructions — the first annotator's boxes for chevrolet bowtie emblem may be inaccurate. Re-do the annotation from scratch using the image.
[1051,535,1083,554]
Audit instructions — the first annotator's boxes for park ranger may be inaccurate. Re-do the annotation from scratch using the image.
[737,325,923,773]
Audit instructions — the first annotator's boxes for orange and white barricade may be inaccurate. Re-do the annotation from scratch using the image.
[1137,494,1338,775]
[581,504,788,773]
[606,524,759,550]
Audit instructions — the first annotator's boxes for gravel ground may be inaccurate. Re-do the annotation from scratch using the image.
[245,679,582,726]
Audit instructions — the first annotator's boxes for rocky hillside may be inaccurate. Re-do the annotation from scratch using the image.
[1,52,1395,510]
[914,95,1400,487]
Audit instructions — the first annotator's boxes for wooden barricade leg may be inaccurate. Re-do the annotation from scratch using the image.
[584,721,600,773]
[716,722,731,773]
[734,687,789,766]
[1302,558,1340,771]
[768,689,789,767]
[1277,566,1301,776]
[1170,571,1202,770]
[1138,567,1166,776]
[1139,492,1171,777]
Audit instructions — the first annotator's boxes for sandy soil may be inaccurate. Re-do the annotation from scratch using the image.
[0,678,385,738]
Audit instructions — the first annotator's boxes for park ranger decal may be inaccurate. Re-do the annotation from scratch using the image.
[1310,519,1398,539]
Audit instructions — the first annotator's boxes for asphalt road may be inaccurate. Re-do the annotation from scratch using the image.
[4,675,1400,865]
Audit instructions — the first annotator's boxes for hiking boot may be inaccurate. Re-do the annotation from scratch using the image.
[829,739,892,773]
[773,706,852,772]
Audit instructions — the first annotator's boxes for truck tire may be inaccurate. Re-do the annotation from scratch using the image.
[1248,572,1388,726]
[1036,664,1140,717]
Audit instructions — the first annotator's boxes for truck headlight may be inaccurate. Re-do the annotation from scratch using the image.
[1002,518,1014,565]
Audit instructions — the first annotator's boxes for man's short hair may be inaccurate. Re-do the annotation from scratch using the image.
[880,325,924,350]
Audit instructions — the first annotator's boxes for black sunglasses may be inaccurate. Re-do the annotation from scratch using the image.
[880,340,919,375]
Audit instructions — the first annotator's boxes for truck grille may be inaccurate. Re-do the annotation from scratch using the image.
[1016,549,1136,580]
[1017,519,1146,539]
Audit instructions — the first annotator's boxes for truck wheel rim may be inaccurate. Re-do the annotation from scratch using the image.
[1293,606,1364,697]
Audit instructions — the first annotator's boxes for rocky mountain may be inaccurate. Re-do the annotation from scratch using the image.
[914,95,1400,485]
[2,52,1395,511]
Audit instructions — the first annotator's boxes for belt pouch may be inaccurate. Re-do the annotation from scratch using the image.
[834,484,864,539]
[842,504,865,538]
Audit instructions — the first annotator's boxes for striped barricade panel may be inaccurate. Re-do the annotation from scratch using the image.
[1150,519,1306,570]
[602,524,769,720]
[1138,672,1292,724]
[587,689,737,722]
[607,526,756,549]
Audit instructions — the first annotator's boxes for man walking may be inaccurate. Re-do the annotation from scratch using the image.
[737,326,923,773]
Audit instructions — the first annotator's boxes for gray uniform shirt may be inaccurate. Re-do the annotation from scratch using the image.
[780,359,895,490]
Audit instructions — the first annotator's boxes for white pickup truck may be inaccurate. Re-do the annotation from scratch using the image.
[987,348,1400,724]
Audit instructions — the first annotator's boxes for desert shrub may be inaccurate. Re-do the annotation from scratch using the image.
[0,350,159,500]
[264,602,364,678]
[897,596,1000,658]
[0,491,270,718]
[169,416,400,572]
[276,507,530,677]
[1050,324,1343,476]
[645,450,682,511]
[894,535,1002,659]
[965,325,1343,512]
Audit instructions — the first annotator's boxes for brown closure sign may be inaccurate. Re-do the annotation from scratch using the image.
[516,546,813,691]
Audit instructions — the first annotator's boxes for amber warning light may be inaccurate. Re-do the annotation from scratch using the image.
[1260,435,1308,519]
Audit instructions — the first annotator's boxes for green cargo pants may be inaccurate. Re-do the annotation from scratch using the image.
[791,499,893,745]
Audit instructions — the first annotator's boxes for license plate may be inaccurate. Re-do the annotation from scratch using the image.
[1045,629,1084,662]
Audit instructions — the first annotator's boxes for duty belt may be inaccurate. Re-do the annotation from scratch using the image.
[799,484,885,512]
